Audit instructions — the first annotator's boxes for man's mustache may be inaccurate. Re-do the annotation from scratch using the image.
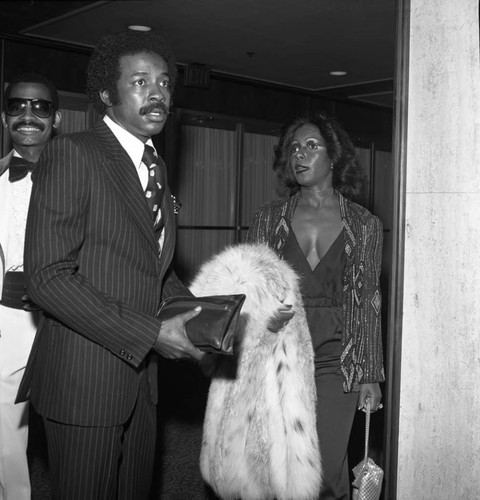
[12,121,45,131]
[140,102,169,116]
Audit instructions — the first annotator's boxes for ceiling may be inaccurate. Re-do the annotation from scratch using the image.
[0,0,397,108]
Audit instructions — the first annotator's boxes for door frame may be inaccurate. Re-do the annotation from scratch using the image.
[383,0,409,498]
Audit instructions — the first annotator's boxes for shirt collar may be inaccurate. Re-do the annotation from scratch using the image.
[103,115,155,169]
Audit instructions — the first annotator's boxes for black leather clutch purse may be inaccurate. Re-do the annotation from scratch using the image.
[157,294,246,355]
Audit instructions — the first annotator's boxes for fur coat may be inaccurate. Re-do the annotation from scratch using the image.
[189,243,322,500]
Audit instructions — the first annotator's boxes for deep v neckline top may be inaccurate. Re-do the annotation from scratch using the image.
[291,228,344,274]
[282,225,346,372]
[286,228,344,295]
[283,226,345,305]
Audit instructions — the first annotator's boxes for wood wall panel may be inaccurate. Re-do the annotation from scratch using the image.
[1,36,391,152]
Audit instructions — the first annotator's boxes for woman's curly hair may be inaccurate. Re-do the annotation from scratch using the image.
[86,30,178,115]
[273,111,366,202]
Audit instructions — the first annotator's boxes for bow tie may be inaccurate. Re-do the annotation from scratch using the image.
[9,156,36,183]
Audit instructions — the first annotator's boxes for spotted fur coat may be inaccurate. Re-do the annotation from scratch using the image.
[190,243,322,500]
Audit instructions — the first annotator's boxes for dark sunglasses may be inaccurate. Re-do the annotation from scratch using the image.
[5,98,54,118]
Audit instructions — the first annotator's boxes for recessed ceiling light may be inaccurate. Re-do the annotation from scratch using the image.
[128,25,151,31]
[330,71,347,76]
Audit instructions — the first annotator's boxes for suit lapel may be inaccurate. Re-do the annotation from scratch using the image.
[94,123,160,254]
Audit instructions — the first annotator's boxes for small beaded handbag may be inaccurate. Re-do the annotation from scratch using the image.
[352,401,384,500]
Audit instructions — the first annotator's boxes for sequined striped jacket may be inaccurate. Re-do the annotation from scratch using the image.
[246,191,385,393]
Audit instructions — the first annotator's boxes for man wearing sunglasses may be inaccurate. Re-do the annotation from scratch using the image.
[0,72,61,500]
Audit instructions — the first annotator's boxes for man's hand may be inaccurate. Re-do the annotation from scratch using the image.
[153,306,204,361]
[267,304,294,333]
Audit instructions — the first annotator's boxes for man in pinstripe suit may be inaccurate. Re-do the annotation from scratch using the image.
[17,31,203,499]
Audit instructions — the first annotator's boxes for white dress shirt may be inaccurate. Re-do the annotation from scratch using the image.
[103,115,154,190]
[4,152,33,273]
[103,116,164,247]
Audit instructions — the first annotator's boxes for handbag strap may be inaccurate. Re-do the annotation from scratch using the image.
[363,400,371,463]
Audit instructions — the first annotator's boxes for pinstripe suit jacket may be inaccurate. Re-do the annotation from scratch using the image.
[17,121,186,426]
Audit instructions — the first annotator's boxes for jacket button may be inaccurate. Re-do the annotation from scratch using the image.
[127,353,133,360]
[120,350,126,356]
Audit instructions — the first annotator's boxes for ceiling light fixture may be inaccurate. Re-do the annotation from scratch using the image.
[330,71,347,76]
[128,25,151,31]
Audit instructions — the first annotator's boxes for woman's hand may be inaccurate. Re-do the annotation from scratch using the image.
[358,383,383,412]
[267,304,294,333]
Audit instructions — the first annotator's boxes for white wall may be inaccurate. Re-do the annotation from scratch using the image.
[397,0,480,498]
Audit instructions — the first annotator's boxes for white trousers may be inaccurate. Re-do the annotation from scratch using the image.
[0,304,39,500]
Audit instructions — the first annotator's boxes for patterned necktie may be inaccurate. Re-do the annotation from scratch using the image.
[142,145,165,228]
[9,156,36,182]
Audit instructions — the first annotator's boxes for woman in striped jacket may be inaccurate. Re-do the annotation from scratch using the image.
[246,111,385,500]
